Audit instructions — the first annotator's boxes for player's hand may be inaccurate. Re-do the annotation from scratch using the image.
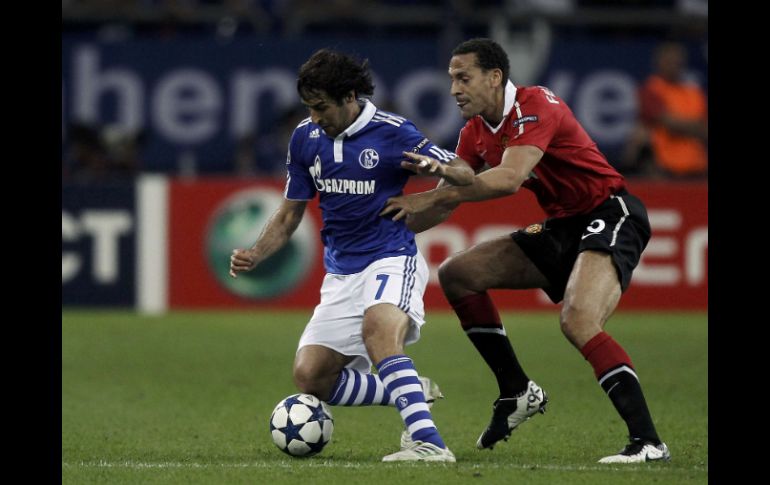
[229,248,258,278]
[379,192,436,222]
[400,152,445,177]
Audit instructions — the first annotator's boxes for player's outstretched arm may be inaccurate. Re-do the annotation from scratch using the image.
[229,199,308,278]
[404,179,458,233]
[405,205,455,234]
[433,144,543,204]
[380,145,543,222]
[400,152,475,186]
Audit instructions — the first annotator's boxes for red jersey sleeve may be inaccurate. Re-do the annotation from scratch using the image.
[455,124,485,172]
[505,87,564,153]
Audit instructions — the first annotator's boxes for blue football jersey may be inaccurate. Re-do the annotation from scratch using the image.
[284,100,456,274]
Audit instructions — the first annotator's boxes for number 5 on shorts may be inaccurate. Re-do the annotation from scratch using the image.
[375,274,389,300]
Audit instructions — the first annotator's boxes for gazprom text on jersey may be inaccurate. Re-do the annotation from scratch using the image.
[316,178,376,195]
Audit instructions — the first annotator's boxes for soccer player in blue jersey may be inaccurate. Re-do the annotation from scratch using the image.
[229,49,473,462]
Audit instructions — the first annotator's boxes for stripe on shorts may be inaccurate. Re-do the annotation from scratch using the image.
[398,256,417,312]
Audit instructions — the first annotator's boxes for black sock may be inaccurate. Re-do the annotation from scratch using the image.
[467,332,530,398]
[600,367,661,444]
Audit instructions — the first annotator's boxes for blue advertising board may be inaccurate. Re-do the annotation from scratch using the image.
[62,182,136,306]
[61,33,707,174]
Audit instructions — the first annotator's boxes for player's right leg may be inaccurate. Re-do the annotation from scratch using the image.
[438,235,550,449]
[292,344,354,400]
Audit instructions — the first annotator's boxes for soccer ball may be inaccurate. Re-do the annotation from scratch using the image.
[269,393,334,457]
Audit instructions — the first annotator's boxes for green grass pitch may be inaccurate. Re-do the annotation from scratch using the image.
[62,310,707,484]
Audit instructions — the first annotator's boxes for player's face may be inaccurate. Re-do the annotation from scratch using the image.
[449,53,500,121]
[301,91,355,138]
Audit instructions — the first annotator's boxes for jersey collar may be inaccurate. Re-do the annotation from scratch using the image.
[340,99,377,138]
[331,99,377,163]
[481,80,517,134]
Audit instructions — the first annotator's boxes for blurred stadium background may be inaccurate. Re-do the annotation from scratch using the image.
[62,1,707,482]
[62,0,707,313]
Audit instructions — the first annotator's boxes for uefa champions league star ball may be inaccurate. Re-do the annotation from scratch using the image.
[269,393,334,457]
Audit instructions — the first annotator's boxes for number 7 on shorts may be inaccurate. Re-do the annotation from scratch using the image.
[374,274,389,300]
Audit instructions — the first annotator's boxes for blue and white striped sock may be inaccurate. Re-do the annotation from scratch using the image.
[376,354,445,449]
[327,368,393,406]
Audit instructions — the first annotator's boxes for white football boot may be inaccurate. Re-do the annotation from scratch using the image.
[382,441,456,462]
[598,439,671,464]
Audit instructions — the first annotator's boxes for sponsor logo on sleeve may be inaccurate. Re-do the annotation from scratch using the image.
[511,115,538,127]
[411,137,430,153]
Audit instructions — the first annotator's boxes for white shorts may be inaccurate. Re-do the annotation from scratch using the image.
[297,253,429,373]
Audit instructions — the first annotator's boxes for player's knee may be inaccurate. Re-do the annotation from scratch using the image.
[362,325,403,363]
[560,301,588,335]
[292,364,330,399]
[438,257,466,291]
[560,300,603,345]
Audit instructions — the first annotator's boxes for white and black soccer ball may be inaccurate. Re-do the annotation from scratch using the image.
[269,393,334,457]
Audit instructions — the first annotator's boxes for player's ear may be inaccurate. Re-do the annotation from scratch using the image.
[490,69,503,88]
[344,90,356,103]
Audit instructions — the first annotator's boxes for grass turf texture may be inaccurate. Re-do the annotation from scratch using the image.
[62,310,707,484]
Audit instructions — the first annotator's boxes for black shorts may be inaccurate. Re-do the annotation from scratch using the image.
[511,189,651,304]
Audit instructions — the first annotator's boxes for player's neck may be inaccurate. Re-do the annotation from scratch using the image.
[481,104,505,126]
[481,90,507,126]
[343,100,364,131]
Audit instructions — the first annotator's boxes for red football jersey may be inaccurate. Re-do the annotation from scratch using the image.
[455,84,625,218]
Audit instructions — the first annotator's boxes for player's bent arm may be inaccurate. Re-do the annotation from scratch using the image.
[230,199,307,276]
[248,199,306,259]
[435,145,543,205]
[378,147,539,224]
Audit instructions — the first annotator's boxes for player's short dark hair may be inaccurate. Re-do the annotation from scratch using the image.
[297,49,375,104]
[452,38,510,83]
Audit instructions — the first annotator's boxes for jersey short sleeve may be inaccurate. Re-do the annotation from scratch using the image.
[506,87,564,153]
[284,128,316,201]
[455,124,485,172]
[396,120,457,166]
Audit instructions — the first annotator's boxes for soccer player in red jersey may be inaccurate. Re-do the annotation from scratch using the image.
[380,38,670,464]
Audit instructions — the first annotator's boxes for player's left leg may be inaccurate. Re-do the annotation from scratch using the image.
[362,302,455,462]
[439,235,549,450]
[295,335,441,411]
[560,250,669,463]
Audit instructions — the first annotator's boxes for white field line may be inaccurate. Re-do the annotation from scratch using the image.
[63,460,707,473]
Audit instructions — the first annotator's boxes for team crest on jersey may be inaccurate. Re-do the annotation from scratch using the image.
[511,115,538,127]
[524,223,543,235]
[498,134,509,151]
[359,148,380,169]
